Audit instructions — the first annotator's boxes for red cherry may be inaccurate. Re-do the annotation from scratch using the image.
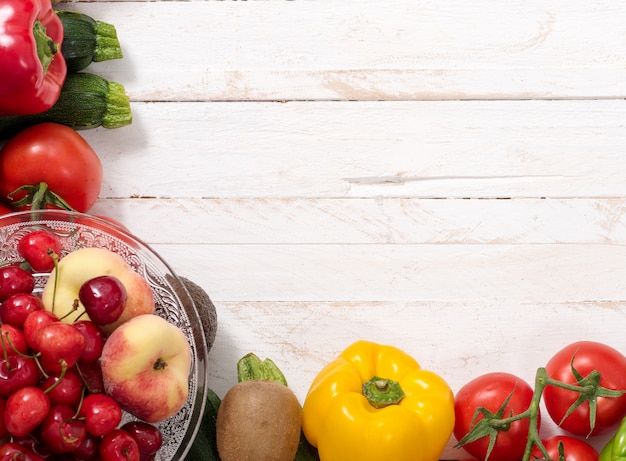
[79,275,127,326]
[121,421,163,458]
[0,292,44,328]
[72,432,101,460]
[99,429,141,461]
[0,323,29,356]
[76,360,106,394]
[79,393,123,437]
[23,309,59,351]
[37,322,86,373]
[0,265,35,301]
[74,320,106,363]
[11,434,54,459]
[39,368,84,407]
[0,355,40,397]
[0,442,46,461]
[18,228,62,272]
[40,404,87,454]
[4,386,50,437]
[0,397,8,438]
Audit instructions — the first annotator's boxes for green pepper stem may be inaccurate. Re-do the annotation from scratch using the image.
[34,19,59,74]
[362,376,405,409]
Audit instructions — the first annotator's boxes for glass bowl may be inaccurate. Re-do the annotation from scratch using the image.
[0,210,208,460]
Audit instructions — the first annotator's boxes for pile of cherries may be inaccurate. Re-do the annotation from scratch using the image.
[0,229,162,461]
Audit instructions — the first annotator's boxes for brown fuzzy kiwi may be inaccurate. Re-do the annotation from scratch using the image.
[216,380,302,461]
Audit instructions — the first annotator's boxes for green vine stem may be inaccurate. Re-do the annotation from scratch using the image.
[455,364,625,461]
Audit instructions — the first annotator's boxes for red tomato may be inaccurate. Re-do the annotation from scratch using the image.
[531,435,598,461]
[543,341,626,436]
[454,372,539,461]
[0,123,103,213]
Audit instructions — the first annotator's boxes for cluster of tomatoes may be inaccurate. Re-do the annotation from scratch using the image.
[0,228,160,460]
[0,122,103,216]
[454,341,626,461]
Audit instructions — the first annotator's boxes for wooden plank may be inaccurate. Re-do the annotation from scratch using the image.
[68,1,626,101]
[91,197,626,245]
[208,300,626,393]
[143,243,626,303]
[82,99,626,199]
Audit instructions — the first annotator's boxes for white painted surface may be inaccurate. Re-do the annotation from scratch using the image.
[57,0,626,457]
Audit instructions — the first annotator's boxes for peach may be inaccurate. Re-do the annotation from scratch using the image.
[99,314,192,423]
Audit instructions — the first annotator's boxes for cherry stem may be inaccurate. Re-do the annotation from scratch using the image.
[50,249,60,315]
[34,355,49,380]
[0,333,9,369]
[57,299,80,322]
[43,360,68,394]
[2,332,38,361]
[74,309,88,322]
[59,418,82,444]
[74,363,90,391]
[73,384,87,419]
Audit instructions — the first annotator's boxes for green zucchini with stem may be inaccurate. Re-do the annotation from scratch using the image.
[57,10,123,72]
[0,72,132,140]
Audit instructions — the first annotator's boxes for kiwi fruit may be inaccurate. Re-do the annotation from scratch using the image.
[216,380,302,461]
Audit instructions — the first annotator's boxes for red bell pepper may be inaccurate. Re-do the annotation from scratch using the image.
[0,0,67,116]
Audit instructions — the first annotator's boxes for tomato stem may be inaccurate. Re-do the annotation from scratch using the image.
[456,365,625,461]
[8,182,77,212]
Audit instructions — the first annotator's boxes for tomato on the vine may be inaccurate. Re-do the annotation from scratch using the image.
[454,372,540,461]
[531,435,599,461]
[543,341,626,436]
[0,123,103,213]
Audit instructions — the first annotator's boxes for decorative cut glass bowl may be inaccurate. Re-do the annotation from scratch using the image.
[0,210,208,461]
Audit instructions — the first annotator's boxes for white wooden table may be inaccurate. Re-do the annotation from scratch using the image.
[63,1,626,457]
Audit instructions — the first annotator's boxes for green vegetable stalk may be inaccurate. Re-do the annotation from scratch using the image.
[600,416,626,461]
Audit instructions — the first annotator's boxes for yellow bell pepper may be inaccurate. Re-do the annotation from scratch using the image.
[302,340,455,461]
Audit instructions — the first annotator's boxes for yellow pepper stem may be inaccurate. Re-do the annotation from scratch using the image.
[362,376,405,409]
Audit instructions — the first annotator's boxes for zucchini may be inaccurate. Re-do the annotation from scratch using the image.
[188,386,222,461]
[0,72,132,139]
[57,10,123,73]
